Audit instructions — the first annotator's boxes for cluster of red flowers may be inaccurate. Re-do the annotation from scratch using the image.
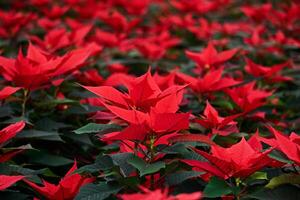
[0,0,299,199]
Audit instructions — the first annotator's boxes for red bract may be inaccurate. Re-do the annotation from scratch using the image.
[185,42,238,70]
[41,5,69,19]
[245,58,292,82]
[97,11,140,33]
[0,0,298,198]
[37,17,60,30]
[75,69,104,86]
[187,18,221,40]
[0,121,25,162]
[29,28,70,52]
[0,175,24,191]
[102,109,189,141]
[0,121,25,145]
[83,69,185,123]
[113,0,150,15]
[119,187,202,200]
[93,29,131,51]
[267,3,300,30]
[153,72,178,91]
[270,31,300,48]
[171,0,229,14]
[241,3,272,23]
[104,73,135,87]
[0,86,20,100]
[196,101,240,136]
[83,69,189,141]
[176,67,240,94]
[244,26,265,47]
[0,10,34,38]
[134,31,180,60]
[161,14,195,30]
[225,82,273,112]
[221,22,252,36]
[25,161,94,200]
[261,126,300,165]
[182,137,273,179]
[0,43,93,90]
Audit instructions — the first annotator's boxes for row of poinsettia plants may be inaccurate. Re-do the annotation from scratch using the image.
[0,0,299,199]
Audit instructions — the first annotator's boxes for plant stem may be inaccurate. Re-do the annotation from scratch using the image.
[149,135,155,190]
[292,164,300,174]
[21,89,29,117]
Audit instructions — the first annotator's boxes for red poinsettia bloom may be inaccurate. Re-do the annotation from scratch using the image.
[196,101,240,136]
[182,136,273,179]
[119,187,202,200]
[30,25,93,52]
[176,67,240,94]
[97,11,140,33]
[113,0,151,15]
[185,42,238,70]
[187,18,221,40]
[0,43,93,90]
[245,58,292,82]
[270,31,300,48]
[83,69,185,124]
[0,10,34,38]
[83,69,189,141]
[241,3,272,23]
[244,26,265,47]
[25,161,94,200]
[171,0,228,14]
[134,31,180,60]
[41,5,69,19]
[29,28,70,53]
[225,82,273,113]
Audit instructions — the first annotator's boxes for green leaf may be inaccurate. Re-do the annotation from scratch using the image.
[26,151,73,167]
[268,151,294,164]
[65,104,101,115]
[2,117,33,126]
[142,162,165,176]
[166,171,204,186]
[74,123,121,134]
[1,144,34,152]
[127,156,165,176]
[37,98,78,107]
[15,130,63,142]
[0,163,57,184]
[266,174,300,189]
[0,163,50,176]
[0,191,31,200]
[203,177,232,198]
[162,143,206,161]
[0,105,12,118]
[75,155,114,174]
[110,153,135,177]
[35,118,72,131]
[75,182,122,200]
[246,172,268,183]
[248,185,300,200]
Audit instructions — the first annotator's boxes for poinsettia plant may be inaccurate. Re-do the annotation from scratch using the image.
[0,0,299,200]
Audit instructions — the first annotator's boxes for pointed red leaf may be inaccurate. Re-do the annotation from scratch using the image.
[0,175,24,191]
